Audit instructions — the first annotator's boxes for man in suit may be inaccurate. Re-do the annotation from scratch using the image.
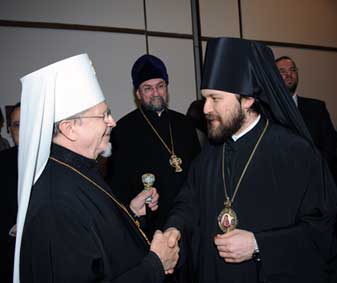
[0,103,20,282]
[275,56,337,174]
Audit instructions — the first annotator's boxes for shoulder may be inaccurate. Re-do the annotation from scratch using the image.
[168,109,190,120]
[0,146,17,158]
[168,109,196,127]
[0,137,10,149]
[298,96,326,108]
[112,109,142,138]
[116,109,140,125]
[167,109,186,118]
[267,123,316,156]
[0,146,18,169]
[28,159,93,223]
[34,159,87,199]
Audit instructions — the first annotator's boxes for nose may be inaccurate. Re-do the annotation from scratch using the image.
[106,115,116,128]
[203,98,212,114]
[152,86,160,96]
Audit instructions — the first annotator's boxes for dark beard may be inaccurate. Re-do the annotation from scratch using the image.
[206,108,245,144]
[287,80,298,95]
[142,96,168,112]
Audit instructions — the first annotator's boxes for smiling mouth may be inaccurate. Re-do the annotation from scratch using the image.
[207,119,219,128]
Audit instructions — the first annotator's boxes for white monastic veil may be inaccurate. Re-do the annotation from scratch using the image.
[14,54,105,282]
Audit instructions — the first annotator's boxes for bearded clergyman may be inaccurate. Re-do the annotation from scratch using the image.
[163,37,337,283]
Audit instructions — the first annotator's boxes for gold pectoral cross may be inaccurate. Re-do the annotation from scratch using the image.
[169,154,183,172]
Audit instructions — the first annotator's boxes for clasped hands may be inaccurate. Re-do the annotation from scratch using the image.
[129,189,181,274]
[130,190,255,268]
[150,228,181,274]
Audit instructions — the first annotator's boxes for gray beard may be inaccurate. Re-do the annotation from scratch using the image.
[100,142,112,158]
[142,96,168,112]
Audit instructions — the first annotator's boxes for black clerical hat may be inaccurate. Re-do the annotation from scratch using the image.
[201,37,313,145]
[201,37,257,97]
[131,54,169,89]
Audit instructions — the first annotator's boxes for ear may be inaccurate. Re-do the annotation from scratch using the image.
[241,97,255,110]
[135,89,141,100]
[57,120,78,141]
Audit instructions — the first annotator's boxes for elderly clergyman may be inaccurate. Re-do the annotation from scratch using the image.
[14,54,179,283]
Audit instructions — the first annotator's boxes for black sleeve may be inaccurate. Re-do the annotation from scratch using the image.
[164,158,200,234]
[255,151,337,279]
[316,102,337,166]
[163,158,201,270]
[21,201,165,283]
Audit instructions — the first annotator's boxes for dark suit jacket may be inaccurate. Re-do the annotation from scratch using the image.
[0,146,18,282]
[297,96,337,168]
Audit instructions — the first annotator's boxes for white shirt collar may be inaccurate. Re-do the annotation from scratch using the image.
[292,92,298,107]
[157,109,165,117]
[232,115,261,142]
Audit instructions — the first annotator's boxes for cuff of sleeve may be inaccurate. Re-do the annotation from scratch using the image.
[144,251,165,282]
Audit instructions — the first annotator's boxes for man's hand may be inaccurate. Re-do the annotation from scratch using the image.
[129,187,159,216]
[162,227,181,274]
[150,230,180,274]
[214,229,256,263]
[163,227,181,248]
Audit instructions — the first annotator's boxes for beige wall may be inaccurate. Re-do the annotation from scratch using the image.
[241,0,337,47]
[1,0,337,143]
[146,0,192,33]
[199,0,240,37]
[0,0,145,28]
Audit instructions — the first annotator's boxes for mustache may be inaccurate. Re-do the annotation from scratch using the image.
[205,113,218,121]
[100,142,112,158]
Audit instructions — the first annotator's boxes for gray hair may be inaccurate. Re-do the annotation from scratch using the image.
[53,108,89,137]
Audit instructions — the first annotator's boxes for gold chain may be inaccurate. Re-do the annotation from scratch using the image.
[138,107,175,155]
[49,156,151,245]
[222,119,269,205]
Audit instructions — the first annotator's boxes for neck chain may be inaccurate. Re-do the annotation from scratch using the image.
[138,107,183,172]
[49,156,151,245]
[217,119,269,233]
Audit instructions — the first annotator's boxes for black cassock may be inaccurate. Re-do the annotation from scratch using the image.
[21,144,164,283]
[108,107,200,236]
[165,117,337,283]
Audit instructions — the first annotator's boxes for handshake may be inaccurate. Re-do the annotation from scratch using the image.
[150,228,181,274]
[129,189,181,274]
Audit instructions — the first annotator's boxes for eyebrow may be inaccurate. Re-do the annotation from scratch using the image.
[101,108,109,114]
[142,81,165,87]
[208,93,222,98]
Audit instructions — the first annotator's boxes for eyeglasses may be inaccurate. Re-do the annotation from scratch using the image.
[278,67,298,76]
[140,82,166,95]
[70,109,112,122]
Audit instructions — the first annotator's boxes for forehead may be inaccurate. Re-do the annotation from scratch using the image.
[139,78,165,87]
[201,89,238,98]
[276,59,295,68]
